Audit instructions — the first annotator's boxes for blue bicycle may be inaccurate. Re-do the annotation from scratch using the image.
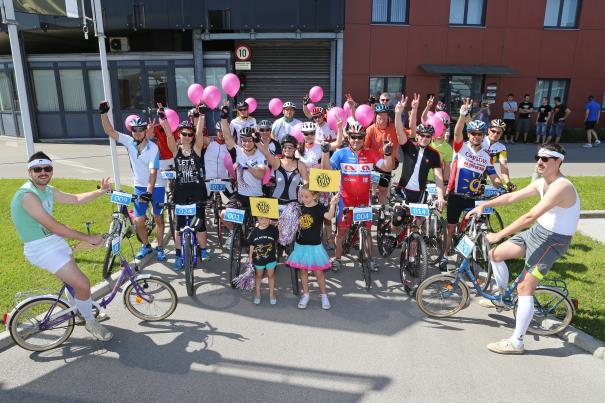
[173,202,203,297]
[415,214,576,336]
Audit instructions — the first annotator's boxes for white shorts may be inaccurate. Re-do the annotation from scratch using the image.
[24,235,73,274]
[159,159,174,188]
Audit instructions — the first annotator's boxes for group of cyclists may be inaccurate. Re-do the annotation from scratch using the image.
[11,90,580,355]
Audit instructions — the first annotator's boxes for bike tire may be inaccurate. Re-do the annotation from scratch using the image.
[358,227,371,291]
[183,232,195,297]
[214,193,224,244]
[102,219,119,279]
[229,227,242,287]
[290,267,300,296]
[514,287,574,336]
[487,210,504,234]
[400,232,428,296]
[426,215,446,266]
[9,297,75,351]
[167,204,175,244]
[415,274,469,318]
[376,223,394,258]
[123,277,178,321]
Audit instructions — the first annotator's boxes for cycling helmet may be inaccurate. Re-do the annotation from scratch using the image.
[416,123,435,135]
[301,121,316,133]
[347,121,366,135]
[215,122,222,131]
[177,120,195,132]
[435,101,446,111]
[466,120,488,133]
[239,126,254,137]
[310,106,325,117]
[489,119,507,130]
[129,117,147,128]
[375,104,390,114]
[258,119,272,130]
[280,134,298,147]
[236,101,249,110]
[282,101,296,110]
[439,117,450,129]
[326,101,335,110]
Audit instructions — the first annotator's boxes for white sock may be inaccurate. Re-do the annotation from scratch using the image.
[511,295,534,348]
[65,288,76,306]
[491,260,509,290]
[75,298,95,321]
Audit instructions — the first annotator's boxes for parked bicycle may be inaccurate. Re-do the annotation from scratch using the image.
[205,178,231,244]
[224,205,255,287]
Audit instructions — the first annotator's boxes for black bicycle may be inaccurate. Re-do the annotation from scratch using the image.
[224,205,255,287]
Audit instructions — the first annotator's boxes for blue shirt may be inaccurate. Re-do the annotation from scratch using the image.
[586,100,601,122]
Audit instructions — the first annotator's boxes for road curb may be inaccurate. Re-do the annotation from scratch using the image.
[558,326,605,360]
[580,210,605,219]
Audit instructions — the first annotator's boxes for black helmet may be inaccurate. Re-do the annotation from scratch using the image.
[177,120,195,132]
[236,101,249,110]
[239,127,254,137]
[280,134,298,147]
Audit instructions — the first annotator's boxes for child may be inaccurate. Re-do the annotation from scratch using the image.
[286,185,339,309]
[247,216,279,305]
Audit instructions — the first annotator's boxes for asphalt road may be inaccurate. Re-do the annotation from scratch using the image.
[1,229,605,402]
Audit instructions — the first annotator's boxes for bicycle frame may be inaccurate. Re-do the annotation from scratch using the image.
[178,215,198,266]
[453,257,522,304]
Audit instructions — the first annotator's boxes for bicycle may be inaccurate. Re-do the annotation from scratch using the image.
[173,202,204,297]
[415,214,576,336]
[341,205,380,291]
[160,167,177,243]
[423,184,447,266]
[101,191,139,278]
[6,231,178,352]
[224,204,255,287]
[375,195,429,295]
[205,178,231,245]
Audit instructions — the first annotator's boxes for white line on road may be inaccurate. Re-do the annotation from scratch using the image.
[48,154,104,172]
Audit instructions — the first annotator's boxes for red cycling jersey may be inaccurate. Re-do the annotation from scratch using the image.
[330,147,385,207]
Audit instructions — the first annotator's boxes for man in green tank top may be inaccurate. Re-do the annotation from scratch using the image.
[10,151,114,342]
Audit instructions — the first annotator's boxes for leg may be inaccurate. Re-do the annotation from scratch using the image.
[509,270,541,346]
[335,226,346,260]
[55,259,91,300]
[267,268,276,298]
[255,268,264,299]
[378,184,389,205]
[300,270,310,294]
[154,214,164,248]
[135,216,149,245]
[315,270,327,294]
[197,231,208,248]
[489,240,526,289]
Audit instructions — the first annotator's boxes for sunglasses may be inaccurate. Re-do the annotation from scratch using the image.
[349,135,365,140]
[132,127,146,133]
[312,116,322,120]
[282,145,296,150]
[241,138,254,143]
[468,131,485,136]
[303,132,315,136]
[180,131,194,137]
[380,99,390,102]
[238,108,248,112]
[489,128,503,134]
[534,155,558,162]
[259,129,271,132]
[32,166,53,173]
[417,133,432,139]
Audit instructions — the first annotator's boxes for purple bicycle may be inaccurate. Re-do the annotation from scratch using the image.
[6,232,178,352]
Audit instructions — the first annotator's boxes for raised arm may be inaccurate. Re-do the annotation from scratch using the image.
[409,93,419,139]
[421,95,434,123]
[394,96,409,145]
[156,104,178,158]
[257,140,280,169]
[454,98,473,144]
[53,177,111,204]
[220,101,236,150]
[193,104,208,155]
[302,95,313,119]
[99,101,118,141]
[330,116,345,150]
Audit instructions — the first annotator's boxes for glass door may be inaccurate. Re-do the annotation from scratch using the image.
[438,75,484,122]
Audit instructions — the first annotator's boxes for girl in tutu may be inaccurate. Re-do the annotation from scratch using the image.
[286,185,339,309]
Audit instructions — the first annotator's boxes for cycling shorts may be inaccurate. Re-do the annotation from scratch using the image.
[24,235,72,274]
[176,206,207,233]
[446,193,475,225]
[134,186,165,217]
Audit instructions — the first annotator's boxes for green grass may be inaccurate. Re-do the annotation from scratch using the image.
[0,179,135,329]
[494,176,605,341]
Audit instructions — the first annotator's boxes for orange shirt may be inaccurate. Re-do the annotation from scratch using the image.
[364,123,399,159]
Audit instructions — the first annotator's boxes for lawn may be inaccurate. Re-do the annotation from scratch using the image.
[0,179,135,328]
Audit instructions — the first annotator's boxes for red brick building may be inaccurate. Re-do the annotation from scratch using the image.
[343,0,605,128]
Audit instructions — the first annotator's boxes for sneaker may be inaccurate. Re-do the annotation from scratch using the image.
[595,139,601,145]
[173,258,183,272]
[200,249,211,262]
[85,320,113,341]
[331,259,342,272]
[270,297,277,305]
[135,244,153,260]
[253,297,261,305]
[583,143,593,148]
[478,298,497,308]
[369,260,379,272]
[76,312,109,325]
[487,339,525,355]
[297,293,310,309]
[321,294,331,310]
[155,247,167,261]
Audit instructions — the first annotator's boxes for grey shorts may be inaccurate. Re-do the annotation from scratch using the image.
[508,223,572,279]
[517,118,530,133]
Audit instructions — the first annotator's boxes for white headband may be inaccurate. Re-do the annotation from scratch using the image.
[27,159,53,169]
[537,148,565,161]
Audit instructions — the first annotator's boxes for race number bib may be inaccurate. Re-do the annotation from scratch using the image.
[110,191,132,206]
[161,171,176,180]
[455,235,475,259]
[475,200,493,214]
[175,204,197,216]
[371,171,381,185]
[224,208,245,224]
[111,235,121,256]
[409,203,430,217]
[426,184,438,196]
[352,207,372,223]
[208,180,227,192]
[483,185,498,197]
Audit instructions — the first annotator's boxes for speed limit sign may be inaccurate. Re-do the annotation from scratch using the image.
[235,44,252,61]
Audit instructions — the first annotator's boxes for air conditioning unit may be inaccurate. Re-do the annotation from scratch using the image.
[109,37,130,52]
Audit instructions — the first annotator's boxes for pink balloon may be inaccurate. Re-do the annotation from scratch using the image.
[291,122,304,143]
[202,85,222,110]
[355,104,375,127]
[309,86,323,103]
[187,83,204,105]
[268,98,283,117]
[434,110,450,124]
[343,102,353,118]
[245,97,257,114]
[427,116,446,138]
[221,73,240,98]
[223,152,235,178]
[124,114,140,133]
[327,107,347,132]
[306,102,315,112]
[164,108,180,133]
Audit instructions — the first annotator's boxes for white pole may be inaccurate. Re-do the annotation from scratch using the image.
[92,0,121,190]
[2,0,35,157]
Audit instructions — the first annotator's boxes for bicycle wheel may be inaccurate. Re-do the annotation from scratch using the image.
[400,232,428,296]
[473,233,492,291]
[515,288,574,336]
[416,274,469,317]
[358,227,371,291]
[214,193,224,244]
[183,232,195,297]
[229,227,243,287]
[102,219,120,279]
[486,210,504,234]
[9,297,75,351]
[426,215,446,266]
[166,204,175,244]
[376,222,396,258]
[123,277,178,321]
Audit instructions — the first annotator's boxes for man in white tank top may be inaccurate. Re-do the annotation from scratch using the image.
[467,143,580,355]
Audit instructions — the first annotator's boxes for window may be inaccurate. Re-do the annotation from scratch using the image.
[175,67,195,107]
[372,0,408,24]
[533,79,569,106]
[369,76,405,105]
[602,92,605,111]
[117,68,143,110]
[0,71,12,111]
[449,0,486,26]
[147,69,168,106]
[88,70,105,108]
[32,70,60,112]
[544,0,581,28]
[59,70,87,112]
[205,66,227,98]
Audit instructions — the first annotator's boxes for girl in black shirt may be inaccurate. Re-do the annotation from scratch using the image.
[246,217,279,305]
[286,185,339,310]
